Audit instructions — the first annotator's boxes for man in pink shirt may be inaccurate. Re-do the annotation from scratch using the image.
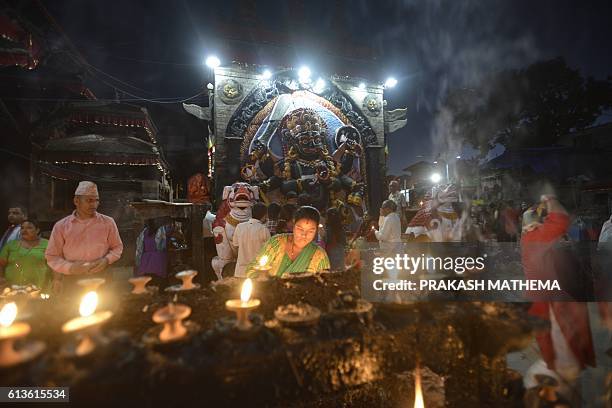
[46,181,123,293]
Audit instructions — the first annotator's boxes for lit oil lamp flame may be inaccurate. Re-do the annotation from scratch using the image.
[0,302,17,328]
[226,278,260,331]
[240,278,253,303]
[414,363,425,408]
[79,291,98,317]
[0,301,45,367]
[258,255,269,268]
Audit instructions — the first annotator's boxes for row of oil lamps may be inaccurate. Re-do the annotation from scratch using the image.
[0,256,434,408]
[0,262,267,367]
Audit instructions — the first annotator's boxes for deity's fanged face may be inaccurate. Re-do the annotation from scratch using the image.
[282,108,327,161]
[298,133,324,155]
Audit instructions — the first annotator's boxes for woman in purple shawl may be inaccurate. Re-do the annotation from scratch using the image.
[135,218,171,287]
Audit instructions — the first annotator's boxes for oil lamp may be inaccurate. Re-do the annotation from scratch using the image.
[165,270,200,292]
[152,303,191,342]
[128,276,152,294]
[176,270,197,289]
[225,278,260,330]
[0,302,45,367]
[274,302,321,328]
[62,291,113,356]
[77,278,105,292]
[251,255,271,278]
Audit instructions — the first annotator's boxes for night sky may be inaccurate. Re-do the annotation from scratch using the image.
[46,0,612,175]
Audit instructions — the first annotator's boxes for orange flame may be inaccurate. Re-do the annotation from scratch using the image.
[0,302,17,327]
[258,255,269,267]
[79,291,98,317]
[414,363,424,408]
[240,278,253,303]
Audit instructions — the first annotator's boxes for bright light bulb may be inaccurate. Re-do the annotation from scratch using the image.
[298,66,311,81]
[240,279,253,303]
[0,302,17,327]
[79,291,98,317]
[430,173,442,183]
[358,82,366,89]
[205,55,221,68]
[313,78,325,92]
[384,77,398,88]
[261,69,272,79]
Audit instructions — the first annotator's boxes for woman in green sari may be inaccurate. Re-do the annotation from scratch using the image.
[247,206,330,278]
[0,219,52,290]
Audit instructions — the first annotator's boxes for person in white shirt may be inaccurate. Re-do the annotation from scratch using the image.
[201,203,217,282]
[375,200,402,252]
[232,202,270,278]
[388,180,407,223]
[598,214,612,251]
[202,204,216,239]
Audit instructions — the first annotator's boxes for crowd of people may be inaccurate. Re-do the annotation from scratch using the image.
[0,180,359,293]
[0,181,123,296]
[0,178,610,404]
[1,179,611,294]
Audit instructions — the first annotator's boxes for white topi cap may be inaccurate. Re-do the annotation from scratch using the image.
[74,181,99,197]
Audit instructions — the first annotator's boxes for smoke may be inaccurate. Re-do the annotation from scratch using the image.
[367,0,541,159]
[416,2,540,158]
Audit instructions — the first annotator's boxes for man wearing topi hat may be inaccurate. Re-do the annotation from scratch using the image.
[45,181,123,293]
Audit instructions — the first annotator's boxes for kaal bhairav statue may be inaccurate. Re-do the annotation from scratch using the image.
[240,107,365,213]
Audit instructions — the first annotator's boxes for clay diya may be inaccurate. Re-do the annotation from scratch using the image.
[274,302,321,328]
[128,276,152,295]
[76,278,105,292]
[165,270,201,292]
[62,291,112,356]
[225,278,260,331]
[251,255,272,279]
[0,302,45,367]
[328,290,373,315]
[152,303,191,342]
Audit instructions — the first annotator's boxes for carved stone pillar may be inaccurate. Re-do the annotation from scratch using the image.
[365,145,385,218]
[215,137,243,201]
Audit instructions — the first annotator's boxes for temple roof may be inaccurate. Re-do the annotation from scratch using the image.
[44,135,158,155]
[33,102,159,145]
[43,134,158,156]
[40,134,168,169]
